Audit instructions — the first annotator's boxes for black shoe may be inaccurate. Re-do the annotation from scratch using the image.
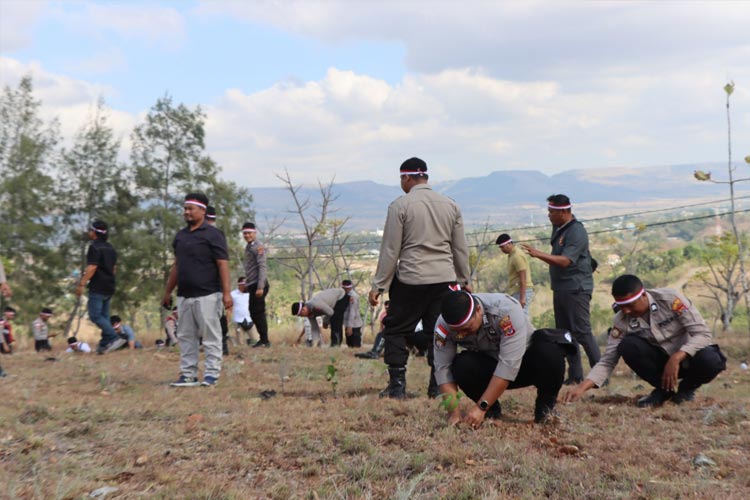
[427,369,439,399]
[0,368,6,378]
[563,377,583,386]
[534,393,557,423]
[671,389,695,404]
[355,351,379,359]
[251,341,271,348]
[637,388,672,408]
[379,367,407,399]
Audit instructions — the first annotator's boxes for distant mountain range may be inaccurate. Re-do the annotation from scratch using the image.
[250,162,750,231]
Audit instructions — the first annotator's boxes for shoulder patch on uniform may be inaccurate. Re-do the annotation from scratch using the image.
[499,315,516,337]
[256,244,265,255]
[434,324,448,348]
[558,235,565,246]
[650,303,658,312]
[610,327,623,339]
[671,298,688,314]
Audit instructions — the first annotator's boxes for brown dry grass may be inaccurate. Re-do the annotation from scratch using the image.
[1,329,749,500]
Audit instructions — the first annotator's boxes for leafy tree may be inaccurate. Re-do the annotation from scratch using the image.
[0,76,63,315]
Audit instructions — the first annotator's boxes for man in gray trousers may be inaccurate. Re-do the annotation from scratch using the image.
[291,287,348,347]
[162,192,233,387]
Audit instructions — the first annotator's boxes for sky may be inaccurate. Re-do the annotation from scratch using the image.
[1,0,749,188]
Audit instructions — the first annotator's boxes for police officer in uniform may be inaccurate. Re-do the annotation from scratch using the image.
[368,157,471,399]
[564,274,726,407]
[291,287,348,347]
[242,222,271,348]
[434,291,572,425]
[522,194,600,385]
[342,279,364,347]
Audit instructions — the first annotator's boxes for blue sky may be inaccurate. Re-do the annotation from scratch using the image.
[1,1,749,188]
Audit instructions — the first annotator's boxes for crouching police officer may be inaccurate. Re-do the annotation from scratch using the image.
[564,274,726,407]
[434,291,574,426]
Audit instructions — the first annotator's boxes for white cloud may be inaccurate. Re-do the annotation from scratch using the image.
[0,0,47,52]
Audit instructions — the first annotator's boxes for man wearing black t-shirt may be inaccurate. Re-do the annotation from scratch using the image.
[76,220,118,354]
[162,193,233,387]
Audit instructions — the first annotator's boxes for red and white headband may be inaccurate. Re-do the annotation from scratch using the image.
[498,238,513,247]
[185,199,207,209]
[446,293,476,328]
[296,301,305,316]
[112,322,121,329]
[614,288,645,305]
[242,228,257,233]
[91,226,107,234]
[548,203,572,210]
[400,170,426,176]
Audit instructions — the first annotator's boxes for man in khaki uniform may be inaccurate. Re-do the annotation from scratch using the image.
[368,157,471,399]
[496,233,534,312]
[291,288,348,347]
[564,274,726,407]
[243,222,270,348]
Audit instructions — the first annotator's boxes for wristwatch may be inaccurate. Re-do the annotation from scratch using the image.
[478,400,490,411]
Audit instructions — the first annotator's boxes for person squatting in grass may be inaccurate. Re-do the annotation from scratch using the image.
[31,307,56,352]
[76,220,119,354]
[563,274,727,407]
[291,287,349,347]
[434,291,575,426]
[368,157,471,399]
[163,193,232,388]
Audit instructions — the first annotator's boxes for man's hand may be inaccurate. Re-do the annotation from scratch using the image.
[345,327,352,336]
[0,282,11,298]
[161,293,172,309]
[368,289,380,307]
[662,351,687,392]
[447,408,462,427]
[520,243,540,258]
[463,405,486,429]
[562,379,595,403]
[463,283,473,293]
[222,292,233,311]
[519,296,526,308]
[255,288,263,298]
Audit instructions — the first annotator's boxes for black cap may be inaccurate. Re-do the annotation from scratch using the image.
[206,206,217,219]
[441,291,474,326]
[41,307,53,315]
[291,302,302,316]
[342,279,353,288]
[495,233,511,246]
[242,222,256,231]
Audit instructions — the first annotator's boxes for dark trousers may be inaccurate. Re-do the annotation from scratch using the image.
[618,335,726,392]
[553,290,600,380]
[35,339,51,352]
[247,281,269,343]
[383,276,453,368]
[345,327,362,347]
[329,295,350,346]
[220,314,229,354]
[451,334,566,410]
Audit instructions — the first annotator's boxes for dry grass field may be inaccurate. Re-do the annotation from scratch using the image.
[1,328,749,500]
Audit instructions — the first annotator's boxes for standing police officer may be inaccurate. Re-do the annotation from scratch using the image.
[564,274,726,407]
[434,291,571,425]
[522,194,599,384]
[242,222,270,348]
[368,157,471,399]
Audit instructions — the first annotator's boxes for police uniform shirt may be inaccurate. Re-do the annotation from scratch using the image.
[0,261,6,284]
[172,222,229,298]
[587,288,714,387]
[372,184,470,291]
[343,290,364,329]
[433,293,533,386]
[549,218,593,291]
[243,239,267,287]
[87,239,117,295]
[305,288,346,318]
[31,317,49,341]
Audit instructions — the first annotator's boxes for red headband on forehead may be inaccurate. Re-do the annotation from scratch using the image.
[613,287,645,305]
[185,199,207,209]
[400,170,426,175]
[498,238,513,247]
[446,293,476,328]
[548,203,572,210]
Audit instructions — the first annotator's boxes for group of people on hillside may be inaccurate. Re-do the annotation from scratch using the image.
[1,156,728,428]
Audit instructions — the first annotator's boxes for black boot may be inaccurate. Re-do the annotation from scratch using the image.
[355,351,379,359]
[379,367,407,399]
[534,393,558,423]
[637,388,672,408]
[672,381,697,404]
[427,368,439,399]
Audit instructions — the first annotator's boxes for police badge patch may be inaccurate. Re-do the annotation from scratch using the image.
[671,298,688,314]
[257,244,265,255]
[434,324,448,348]
[610,327,623,339]
[499,316,515,337]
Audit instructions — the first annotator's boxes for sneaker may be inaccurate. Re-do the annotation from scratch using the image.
[251,341,271,348]
[170,375,200,387]
[671,389,695,404]
[201,376,218,387]
[104,338,127,353]
[637,388,672,408]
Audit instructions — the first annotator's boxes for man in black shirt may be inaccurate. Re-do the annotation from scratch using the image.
[162,193,233,387]
[76,220,118,354]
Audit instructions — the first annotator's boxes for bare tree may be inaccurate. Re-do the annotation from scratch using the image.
[694,81,750,335]
[466,218,498,290]
[276,169,339,299]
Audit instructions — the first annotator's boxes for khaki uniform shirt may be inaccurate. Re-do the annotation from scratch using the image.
[587,288,714,387]
[0,261,6,284]
[343,290,364,329]
[243,239,267,287]
[372,184,470,291]
[433,293,534,385]
[31,317,49,341]
[507,246,533,296]
[306,288,346,318]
